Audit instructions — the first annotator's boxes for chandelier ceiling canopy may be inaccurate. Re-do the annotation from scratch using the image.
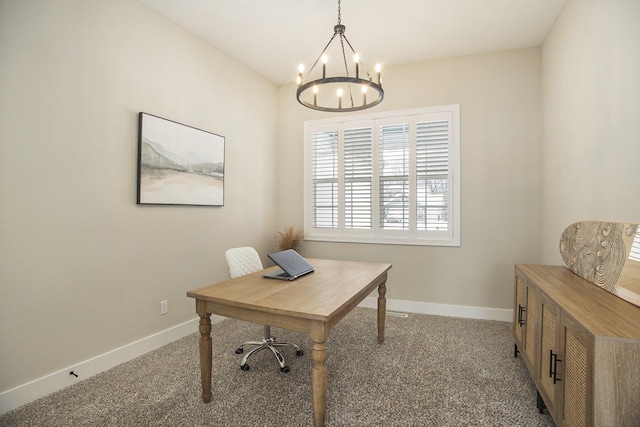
[296,0,384,113]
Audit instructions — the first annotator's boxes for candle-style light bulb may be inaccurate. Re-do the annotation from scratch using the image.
[375,63,382,85]
[313,86,318,106]
[322,55,328,79]
[337,88,343,109]
[354,54,360,78]
[298,64,304,86]
[362,85,367,105]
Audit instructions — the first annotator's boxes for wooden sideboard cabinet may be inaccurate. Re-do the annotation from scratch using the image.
[513,264,640,426]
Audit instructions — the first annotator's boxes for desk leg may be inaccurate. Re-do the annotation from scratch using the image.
[311,340,327,427]
[377,280,387,344]
[197,307,212,403]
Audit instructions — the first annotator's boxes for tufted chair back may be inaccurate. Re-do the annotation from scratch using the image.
[225,247,264,279]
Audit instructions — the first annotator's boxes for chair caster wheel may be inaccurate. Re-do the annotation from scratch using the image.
[235,347,244,354]
[280,366,290,373]
[296,350,304,356]
[240,364,250,371]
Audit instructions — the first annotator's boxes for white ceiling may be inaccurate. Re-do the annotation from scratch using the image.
[138,0,567,86]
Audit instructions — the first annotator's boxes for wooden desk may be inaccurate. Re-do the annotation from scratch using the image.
[186,258,391,427]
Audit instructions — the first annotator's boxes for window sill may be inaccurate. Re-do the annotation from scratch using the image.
[305,234,460,247]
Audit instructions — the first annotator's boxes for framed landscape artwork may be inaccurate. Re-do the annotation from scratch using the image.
[137,113,225,206]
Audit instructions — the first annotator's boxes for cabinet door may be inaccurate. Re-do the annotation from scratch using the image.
[559,313,593,427]
[523,281,538,372]
[513,267,537,366]
[513,269,526,348]
[538,292,560,419]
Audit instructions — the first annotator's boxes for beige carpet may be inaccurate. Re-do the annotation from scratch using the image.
[0,308,555,426]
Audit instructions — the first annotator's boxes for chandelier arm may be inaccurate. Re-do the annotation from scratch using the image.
[340,42,350,77]
[307,33,338,76]
[341,34,374,81]
[338,34,356,108]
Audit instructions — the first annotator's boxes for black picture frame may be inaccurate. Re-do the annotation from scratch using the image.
[137,113,225,206]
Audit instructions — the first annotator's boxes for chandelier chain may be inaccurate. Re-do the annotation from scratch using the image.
[337,0,341,25]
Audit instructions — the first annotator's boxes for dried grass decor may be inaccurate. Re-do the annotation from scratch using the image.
[276,225,305,252]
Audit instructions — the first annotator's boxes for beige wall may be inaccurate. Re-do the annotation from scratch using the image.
[540,0,640,264]
[277,48,543,310]
[0,0,278,391]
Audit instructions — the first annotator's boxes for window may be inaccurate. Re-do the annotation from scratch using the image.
[304,105,460,246]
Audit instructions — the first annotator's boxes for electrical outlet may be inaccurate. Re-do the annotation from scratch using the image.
[160,300,168,315]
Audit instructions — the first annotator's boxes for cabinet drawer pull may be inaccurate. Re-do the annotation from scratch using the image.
[549,349,562,384]
[518,304,526,326]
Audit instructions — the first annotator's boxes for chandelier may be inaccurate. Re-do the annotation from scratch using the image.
[296,0,384,113]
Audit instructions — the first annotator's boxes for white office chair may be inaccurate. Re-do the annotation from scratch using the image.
[224,247,304,373]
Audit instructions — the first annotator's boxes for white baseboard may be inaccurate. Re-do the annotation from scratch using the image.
[0,314,225,415]
[1,299,512,415]
[359,297,513,322]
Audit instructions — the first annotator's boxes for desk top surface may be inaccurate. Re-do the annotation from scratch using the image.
[187,258,391,322]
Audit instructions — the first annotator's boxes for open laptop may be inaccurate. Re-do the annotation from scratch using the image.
[263,249,315,281]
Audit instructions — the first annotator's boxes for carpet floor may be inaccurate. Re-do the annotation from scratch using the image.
[0,308,555,426]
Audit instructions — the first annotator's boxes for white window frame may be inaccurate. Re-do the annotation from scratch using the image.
[304,105,460,247]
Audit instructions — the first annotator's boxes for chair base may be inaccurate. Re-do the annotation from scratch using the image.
[235,326,303,372]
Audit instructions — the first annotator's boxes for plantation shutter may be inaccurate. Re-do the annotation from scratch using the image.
[312,130,338,228]
[344,127,373,229]
[379,123,409,230]
[416,120,449,231]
